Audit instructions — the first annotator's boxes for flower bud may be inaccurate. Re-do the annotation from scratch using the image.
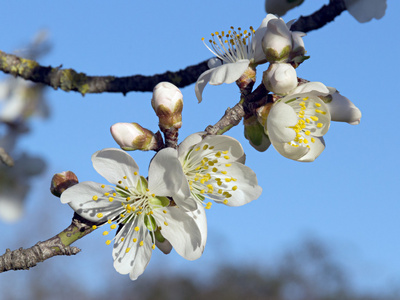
[244,115,271,152]
[110,122,161,151]
[50,171,79,197]
[151,82,183,132]
[263,63,297,95]
[262,18,292,63]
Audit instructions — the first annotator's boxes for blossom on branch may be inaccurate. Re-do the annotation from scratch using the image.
[263,82,331,162]
[60,148,206,280]
[178,133,262,208]
[195,15,278,102]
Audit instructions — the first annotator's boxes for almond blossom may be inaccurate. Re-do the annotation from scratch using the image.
[60,148,206,280]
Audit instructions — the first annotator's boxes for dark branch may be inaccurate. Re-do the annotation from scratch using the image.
[0,1,347,95]
[291,0,346,32]
[0,50,208,95]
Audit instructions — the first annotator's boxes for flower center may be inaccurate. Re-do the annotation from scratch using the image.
[201,26,255,64]
[182,143,239,208]
[287,97,328,148]
[90,173,168,251]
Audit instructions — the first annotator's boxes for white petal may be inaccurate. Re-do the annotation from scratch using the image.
[208,163,262,207]
[178,132,204,160]
[60,181,122,223]
[209,60,250,85]
[92,148,139,186]
[291,81,329,95]
[173,180,198,211]
[344,0,386,23]
[113,221,152,280]
[270,140,310,161]
[201,135,245,162]
[195,60,249,103]
[195,68,214,103]
[153,205,206,260]
[326,91,362,124]
[266,102,298,143]
[148,148,185,197]
[297,137,325,162]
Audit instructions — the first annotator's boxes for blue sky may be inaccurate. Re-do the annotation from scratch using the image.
[0,0,399,296]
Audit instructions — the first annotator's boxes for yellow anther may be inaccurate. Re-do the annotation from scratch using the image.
[222,150,229,154]
[209,146,215,150]
[101,184,105,188]
[139,241,144,247]
[310,116,319,121]
[201,37,205,41]
[203,144,209,150]
[232,186,238,191]
[306,118,310,123]
[225,163,231,167]
[195,147,200,151]
[317,123,323,128]
[120,214,125,218]
[305,130,311,135]
[105,240,111,245]
[92,225,97,230]
[104,192,109,196]
[103,231,109,236]
[126,204,132,210]
[112,193,116,196]
[224,155,230,160]
[151,193,155,197]
[92,195,98,201]
[134,172,138,175]
[221,171,227,175]
[124,186,129,190]
[207,184,213,189]
[133,238,137,242]
[110,224,117,230]
[315,102,321,107]
[215,152,221,157]
[225,178,231,182]
[163,210,167,214]
[125,248,131,253]
[134,226,140,232]
[121,237,125,242]
[311,138,316,143]
[212,167,218,172]
[146,189,149,192]
[108,197,114,202]
[223,199,228,204]
[126,197,131,201]
[200,189,205,194]
[218,189,223,194]
[152,244,156,250]
[97,213,103,218]
[123,176,127,179]
[164,221,169,226]
[137,211,142,215]
[107,219,112,224]
[304,139,309,144]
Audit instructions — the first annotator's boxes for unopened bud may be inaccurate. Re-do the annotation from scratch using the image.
[244,115,271,152]
[110,122,161,151]
[263,63,297,95]
[50,171,79,197]
[262,18,292,63]
[151,82,183,132]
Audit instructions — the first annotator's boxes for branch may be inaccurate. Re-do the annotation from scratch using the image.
[0,1,346,96]
[0,147,14,167]
[291,0,346,32]
[0,50,208,95]
[0,213,96,273]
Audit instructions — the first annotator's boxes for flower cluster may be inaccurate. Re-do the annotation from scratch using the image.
[61,82,262,280]
[197,14,361,162]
